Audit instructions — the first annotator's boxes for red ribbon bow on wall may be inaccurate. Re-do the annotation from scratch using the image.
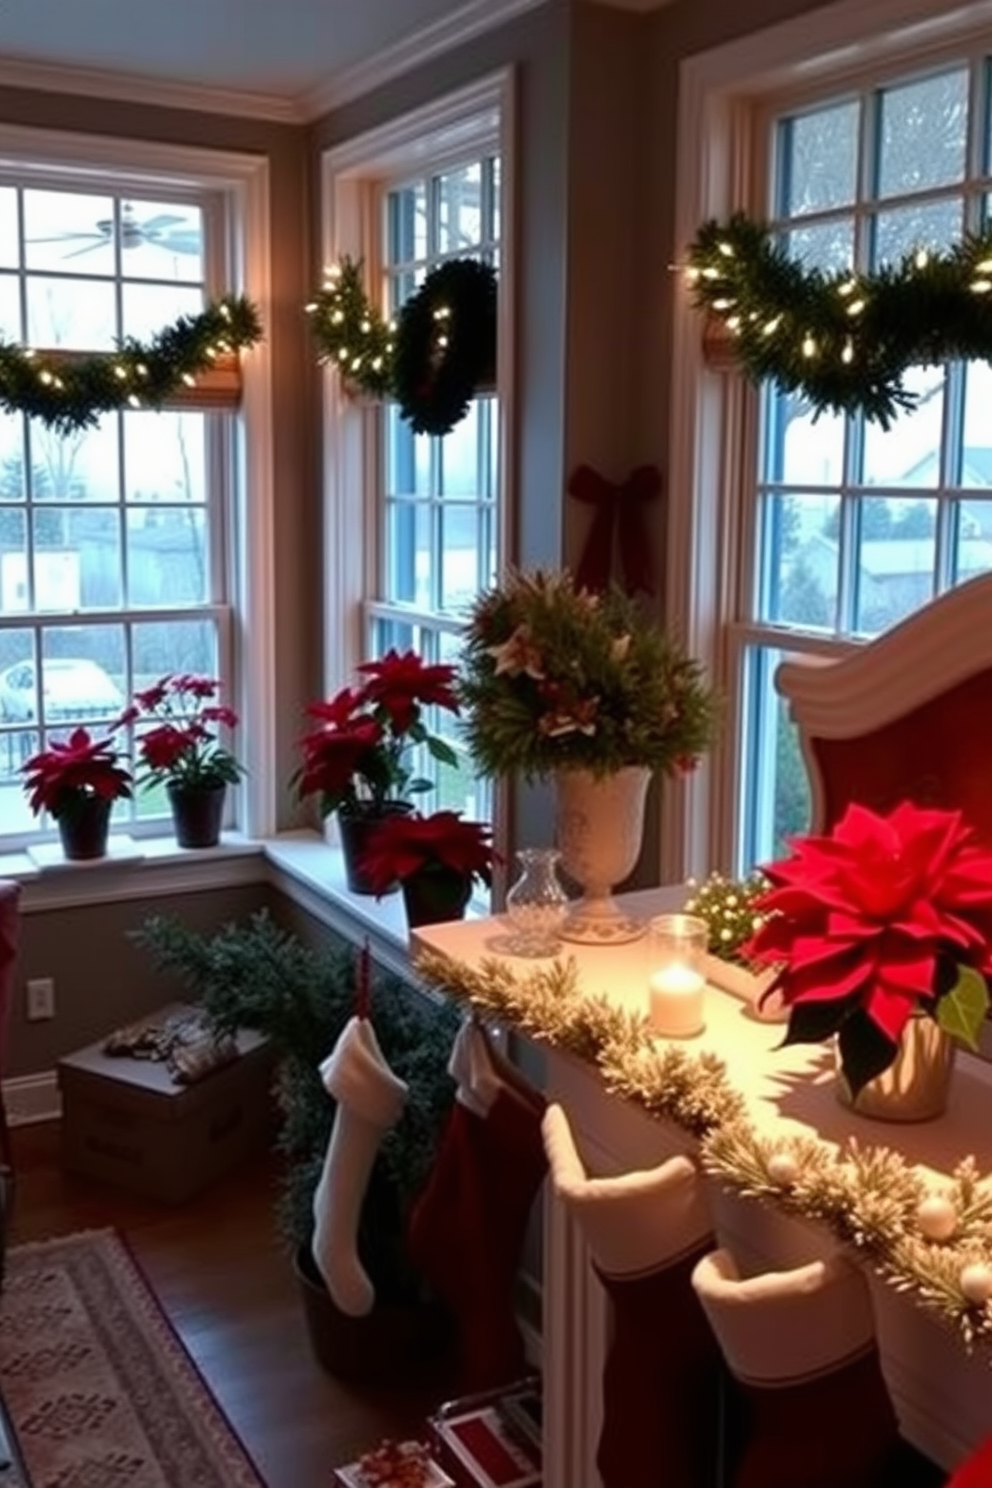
[567,463,662,596]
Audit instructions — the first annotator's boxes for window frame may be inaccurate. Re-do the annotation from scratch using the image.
[668,0,992,884]
[0,123,275,858]
[321,69,516,855]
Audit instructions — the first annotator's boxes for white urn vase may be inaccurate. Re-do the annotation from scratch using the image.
[555,765,651,943]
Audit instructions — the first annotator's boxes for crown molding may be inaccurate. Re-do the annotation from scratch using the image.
[0,55,304,124]
[301,0,545,117]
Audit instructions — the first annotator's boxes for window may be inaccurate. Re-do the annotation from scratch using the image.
[670,1,992,883]
[324,75,511,833]
[0,133,272,852]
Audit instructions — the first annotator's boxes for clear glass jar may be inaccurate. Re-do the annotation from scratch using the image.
[504,848,570,956]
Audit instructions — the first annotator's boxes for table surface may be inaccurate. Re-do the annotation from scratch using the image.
[414,885,992,1187]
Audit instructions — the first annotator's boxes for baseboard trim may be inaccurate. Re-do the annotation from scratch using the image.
[5,1072,61,1127]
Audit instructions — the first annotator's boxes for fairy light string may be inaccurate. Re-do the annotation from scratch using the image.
[685,213,992,428]
[0,295,263,434]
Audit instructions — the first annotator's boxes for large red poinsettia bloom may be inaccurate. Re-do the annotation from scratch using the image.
[21,727,133,818]
[359,811,498,898]
[357,650,459,733]
[745,801,992,1090]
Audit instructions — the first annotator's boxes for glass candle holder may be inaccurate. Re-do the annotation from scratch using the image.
[648,913,708,1038]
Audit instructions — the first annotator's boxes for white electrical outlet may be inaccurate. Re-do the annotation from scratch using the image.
[26,978,55,1021]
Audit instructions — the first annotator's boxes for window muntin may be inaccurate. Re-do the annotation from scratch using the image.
[0,177,234,847]
[738,58,992,864]
[369,152,501,822]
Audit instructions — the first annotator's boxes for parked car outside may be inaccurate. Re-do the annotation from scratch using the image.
[0,659,124,724]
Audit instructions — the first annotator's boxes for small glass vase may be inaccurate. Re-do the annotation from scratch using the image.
[504,848,569,957]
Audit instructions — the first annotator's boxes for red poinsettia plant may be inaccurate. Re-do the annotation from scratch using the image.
[359,810,498,899]
[120,673,243,792]
[745,801,992,1096]
[293,649,460,818]
[21,727,133,820]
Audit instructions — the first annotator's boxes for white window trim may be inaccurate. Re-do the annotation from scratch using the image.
[0,124,276,867]
[666,0,992,884]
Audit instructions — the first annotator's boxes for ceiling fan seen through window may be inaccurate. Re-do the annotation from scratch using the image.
[27,201,202,260]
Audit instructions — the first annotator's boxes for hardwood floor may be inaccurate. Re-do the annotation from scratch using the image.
[5,1121,461,1488]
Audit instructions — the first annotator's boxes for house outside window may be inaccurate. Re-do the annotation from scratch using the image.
[323,74,512,839]
[669,0,992,884]
[0,132,272,852]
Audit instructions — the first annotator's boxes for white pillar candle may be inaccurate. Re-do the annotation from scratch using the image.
[649,964,706,1038]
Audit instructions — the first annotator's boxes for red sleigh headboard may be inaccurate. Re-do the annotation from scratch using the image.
[775,573,992,843]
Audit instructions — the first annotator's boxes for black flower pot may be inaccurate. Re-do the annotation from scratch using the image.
[167,781,226,849]
[337,802,412,895]
[293,1245,452,1384]
[401,867,472,928]
[58,795,113,862]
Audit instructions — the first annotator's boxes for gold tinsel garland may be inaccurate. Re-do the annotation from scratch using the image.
[414,946,992,1352]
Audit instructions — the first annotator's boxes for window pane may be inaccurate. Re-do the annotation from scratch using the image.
[0,626,37,811]
[0,415,26,500]
[132,618,217,682]
[388,183,427,266]
[120,200,204,283]
[0,189,18,269]
[956,500,992,581]
[127,507,207,606]
[0,273,20,339]
[759,492,840,629]
[30,417,119,502]
[122,282,203,341]
[385,406,430,496]
[785,220,854,273]
[124,411,206,504]
[961,362,992,475]
[439,505,480,612]
[439,402,482,497]
[853,497,938,634]
[860,365,945,486]
[39,626,125,727]
[0,509,27,610]
[385,499,431,607]
[761,385,846,486]
[876,69,969,197]
[26,275,116,349]
[872,199,962,265]
[776,101,859,216]
[438,164,483,253]
[741,645,811,868]
[45,507,123,611]
[23,189,116,277]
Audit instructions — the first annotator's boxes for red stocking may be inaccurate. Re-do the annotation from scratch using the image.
[596,1243,721,1488]
[408,1084,546,1391]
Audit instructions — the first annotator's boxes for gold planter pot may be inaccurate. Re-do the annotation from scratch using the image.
[835,1013,956,1123]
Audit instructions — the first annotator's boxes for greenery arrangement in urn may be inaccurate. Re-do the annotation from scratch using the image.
[133,910,460,1304]
[457,568,719,781]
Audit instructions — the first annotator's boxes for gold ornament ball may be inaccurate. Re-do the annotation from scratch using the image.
[767,1152,799,1186]
[959,1262,992,1306]
[916,1195,958,1243]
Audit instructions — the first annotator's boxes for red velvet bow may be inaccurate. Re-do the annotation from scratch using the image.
[567,463,661,595]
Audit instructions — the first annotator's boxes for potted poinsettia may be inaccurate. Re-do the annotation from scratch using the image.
[120,673,243,848]
[293,649,460,894]
[21,727,133,861]
[360,810,498,927]
[744,801,992,1119]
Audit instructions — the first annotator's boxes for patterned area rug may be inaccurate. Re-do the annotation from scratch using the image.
[0,1228,266,1488]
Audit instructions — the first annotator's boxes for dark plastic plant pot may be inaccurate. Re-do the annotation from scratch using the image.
[401,868,472,928]
[337,802,412,895]
[167,781,226,849]
[58,795,113,861]
[293,1244,452,1384]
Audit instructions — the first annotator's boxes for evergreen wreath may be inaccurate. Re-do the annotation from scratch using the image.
[306,254,498,436]
[391,257,497,436]
[0,295,263,435]
[686,212,992,429]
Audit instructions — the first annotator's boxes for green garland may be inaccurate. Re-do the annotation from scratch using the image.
[416,943,992,1351]
[306,255,497,436]
[686,212,992,428]
[0,296,263,435]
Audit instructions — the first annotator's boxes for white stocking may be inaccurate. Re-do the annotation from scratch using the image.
[312,1015,408,1316]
